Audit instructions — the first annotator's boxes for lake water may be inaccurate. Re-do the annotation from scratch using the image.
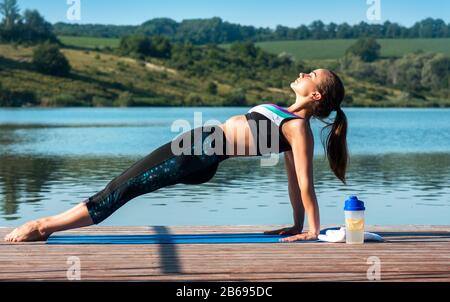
[0,107,449,227]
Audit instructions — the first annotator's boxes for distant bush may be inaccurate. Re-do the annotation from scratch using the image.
[146,73,155,81]
[113,91,134,107]
[346,38,381,62]
[0,87,37,107]
[405,90,426,100]
[421,53,450,91]
[92,96,112,107]
[136,59,146,67]
[343,55,378,81]
[223,88,247,106]
[119,34,172,59]
[365,90,385,102]
[278,51,295,63]
[343,95,354,105]
[48,94,86,107]
[32,43,71,76]
[110,81,125,90]
[116,61,128,71]
[207,82,218,95]
[125,81,134,90]
[185,93,203,106]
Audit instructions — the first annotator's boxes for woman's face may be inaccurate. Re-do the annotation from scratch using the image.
[290,68,328,99]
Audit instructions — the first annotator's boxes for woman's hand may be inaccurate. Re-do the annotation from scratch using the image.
[264,226,303,236]
[279,232,319,242]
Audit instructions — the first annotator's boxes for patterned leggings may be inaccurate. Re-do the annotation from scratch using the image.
[84,126,229,224]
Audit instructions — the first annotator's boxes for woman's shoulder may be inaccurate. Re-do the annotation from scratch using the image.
[283,117,307,131]
[281,118,310,143]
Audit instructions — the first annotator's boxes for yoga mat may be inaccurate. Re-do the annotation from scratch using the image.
[47,232,323,245]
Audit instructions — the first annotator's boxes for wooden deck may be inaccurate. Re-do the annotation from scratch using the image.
[1,225,449,281]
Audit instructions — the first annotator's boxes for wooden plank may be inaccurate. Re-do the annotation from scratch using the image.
[0,225,449,281]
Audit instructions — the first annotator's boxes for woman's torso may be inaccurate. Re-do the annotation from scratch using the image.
[218,103,309,157]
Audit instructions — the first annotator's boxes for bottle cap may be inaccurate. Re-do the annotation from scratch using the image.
[344,195,365,211]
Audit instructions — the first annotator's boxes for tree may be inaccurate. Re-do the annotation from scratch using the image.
[207,82,217,95]
[149,35,172,58]
[421,54,450,91]
[119,34,152,56]
[327,22,337,39]
[230,41,258,58]
[346,38,381,62]
[336,23,353,39]
[32,43,71,76]
[0,80,7,105]
[139,17,178,37]
[295,25,310,40]
[0,0,20,30]
[384,21,402,38]
[22,9,57,43]
[224,88,247,106]
[49,17,450,42]
[309,20,326,39]
[119,34,172,58]
[395,53,434,92]
[0,2,57,44]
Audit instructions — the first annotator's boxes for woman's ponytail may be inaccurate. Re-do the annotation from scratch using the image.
[323,107,348,184]
[314,70,348,184]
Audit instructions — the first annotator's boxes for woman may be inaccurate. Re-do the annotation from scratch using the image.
[4,68,348,243]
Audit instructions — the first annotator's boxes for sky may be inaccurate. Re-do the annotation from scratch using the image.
[16,0,450,28]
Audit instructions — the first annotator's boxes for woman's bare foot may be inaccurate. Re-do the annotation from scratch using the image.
[4,219,50,242]
[4,202,94,243]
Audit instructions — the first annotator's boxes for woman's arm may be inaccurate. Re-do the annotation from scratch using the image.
[264,150,305,235]
[280,120,320,242]
[284,150,305,229]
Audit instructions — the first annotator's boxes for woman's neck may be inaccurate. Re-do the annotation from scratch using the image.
[287,100,312,120]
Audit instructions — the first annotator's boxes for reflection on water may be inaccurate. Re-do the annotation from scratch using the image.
[1,108,449,226]
[0,152,449,226]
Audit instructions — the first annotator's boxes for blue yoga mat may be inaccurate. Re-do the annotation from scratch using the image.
[47,233,318,244]
[46,228,338,245]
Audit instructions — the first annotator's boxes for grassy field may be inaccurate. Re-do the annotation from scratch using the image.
[257,38,450,60]
[59,35,450,60]
[58,35,121,49]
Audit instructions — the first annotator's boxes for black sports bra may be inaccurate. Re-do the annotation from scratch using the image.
[244,103,303,156]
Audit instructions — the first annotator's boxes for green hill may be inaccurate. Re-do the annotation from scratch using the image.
[1,43,449,108]
[0,43,294,107]
[256,38,450,60]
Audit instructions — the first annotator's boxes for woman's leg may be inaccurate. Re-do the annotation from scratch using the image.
[5,126,228,242]
[5,141,180,242]
[4,202,93,242]
[85,126,228,224]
